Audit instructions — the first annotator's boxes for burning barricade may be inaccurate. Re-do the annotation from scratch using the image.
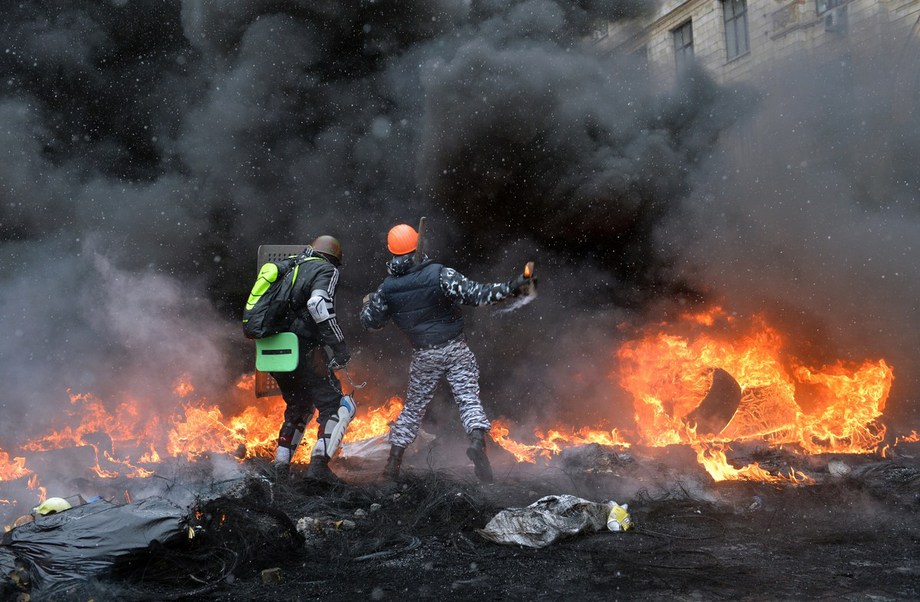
[0,305,910,523]
[0,305,916,597]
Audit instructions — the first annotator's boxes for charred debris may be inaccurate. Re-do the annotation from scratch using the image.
[2,444,920,601]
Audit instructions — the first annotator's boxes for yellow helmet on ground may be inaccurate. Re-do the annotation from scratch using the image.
[34,497,72,515]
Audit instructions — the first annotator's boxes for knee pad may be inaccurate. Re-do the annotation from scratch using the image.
[278,421,306,451]
[311,396,357,459]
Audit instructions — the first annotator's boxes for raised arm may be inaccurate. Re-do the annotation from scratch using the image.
[439,267,525,306]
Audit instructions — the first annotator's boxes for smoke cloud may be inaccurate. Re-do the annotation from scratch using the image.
[659,49,920,427]
[0,0,916,456]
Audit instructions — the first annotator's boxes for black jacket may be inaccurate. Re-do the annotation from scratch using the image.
[360,258,514,349]
[288,256,347,352]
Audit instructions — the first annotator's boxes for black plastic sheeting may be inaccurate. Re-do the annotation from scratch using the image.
[0,546,16,584]
[1,496,187,598]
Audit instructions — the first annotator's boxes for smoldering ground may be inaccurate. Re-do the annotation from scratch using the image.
[0,0,917,462]
[9,452,920,601]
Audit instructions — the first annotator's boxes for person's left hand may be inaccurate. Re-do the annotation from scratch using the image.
[329,355,349,371]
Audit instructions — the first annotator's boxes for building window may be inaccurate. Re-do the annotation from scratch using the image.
[723,0,750,61]
[817,0,849,33]
[673,21,694,73]
[816,0,847,14]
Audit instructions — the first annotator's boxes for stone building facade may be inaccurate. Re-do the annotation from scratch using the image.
[595,0,920,86]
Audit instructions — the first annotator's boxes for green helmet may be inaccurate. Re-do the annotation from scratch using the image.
[311,235,342,266]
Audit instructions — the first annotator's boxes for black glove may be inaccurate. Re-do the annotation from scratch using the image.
[508,274,532,297]
[365,292,387,312]
[328,344,351,371]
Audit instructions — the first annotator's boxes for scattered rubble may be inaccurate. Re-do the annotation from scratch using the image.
[1,446,918,601]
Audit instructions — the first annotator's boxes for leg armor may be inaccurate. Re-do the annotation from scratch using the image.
[275,418,306,465]
[310,395,357,459]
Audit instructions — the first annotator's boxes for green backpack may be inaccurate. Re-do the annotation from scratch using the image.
[242,254,318,340]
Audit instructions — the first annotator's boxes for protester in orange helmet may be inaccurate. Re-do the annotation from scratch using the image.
[271,235,355,484]
[360,224,532,483]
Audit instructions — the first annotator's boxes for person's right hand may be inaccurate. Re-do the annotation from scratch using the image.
[508,273,534,296]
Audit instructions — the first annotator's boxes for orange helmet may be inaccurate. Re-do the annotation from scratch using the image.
[387,224,418,255]
[311,235,342,266]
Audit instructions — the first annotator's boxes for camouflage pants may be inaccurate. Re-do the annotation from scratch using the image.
[387,338,491,448]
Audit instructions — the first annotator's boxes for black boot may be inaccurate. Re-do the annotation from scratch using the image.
[305,455,343,484]
[466,428,493,484]
[383,445,405,481]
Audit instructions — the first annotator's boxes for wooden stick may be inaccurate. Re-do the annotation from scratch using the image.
[414,216,427,264]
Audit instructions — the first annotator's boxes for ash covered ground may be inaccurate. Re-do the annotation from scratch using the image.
[11,439,920,602]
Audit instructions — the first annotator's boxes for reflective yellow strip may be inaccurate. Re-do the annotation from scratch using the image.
[290,256,323,285]
[245,262,280,310]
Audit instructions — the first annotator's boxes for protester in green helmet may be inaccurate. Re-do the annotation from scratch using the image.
[270,235,355,484]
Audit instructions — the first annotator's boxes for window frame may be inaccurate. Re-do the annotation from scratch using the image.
[673,20,695,73]
[816,0,847,15]
[723,0,750,62]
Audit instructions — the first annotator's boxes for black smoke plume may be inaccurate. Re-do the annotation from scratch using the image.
[0,0,916,454]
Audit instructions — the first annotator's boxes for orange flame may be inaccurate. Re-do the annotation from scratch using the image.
[615,308,893,482]
[491,418,629,463]
[347,397,404,441]
[895,430,919,444]
[0,309,902,495]
[696,443,813,484]
[174,375,195,397]
[0,449,31,482]
[167,389,404,464]
[21,391,163,479]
